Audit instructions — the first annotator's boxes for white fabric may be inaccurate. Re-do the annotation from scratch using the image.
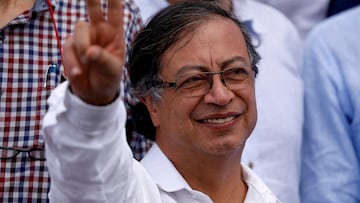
[253,0,330,39]
[43,82,281,203]
[141,143,281,203]
[234,2,303,203]
[134,0,168,24]
[43,82,162,203]
[133,1,303,203]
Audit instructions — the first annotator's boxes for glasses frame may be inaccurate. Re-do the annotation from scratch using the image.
[0,146,46,161]
[147,65,258,97]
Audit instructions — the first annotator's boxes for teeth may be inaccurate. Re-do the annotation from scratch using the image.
[203,116,235,124]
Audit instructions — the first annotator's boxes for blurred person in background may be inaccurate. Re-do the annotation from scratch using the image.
[253,0,330,39]
[301,5,360,203]
[0,0,142,201]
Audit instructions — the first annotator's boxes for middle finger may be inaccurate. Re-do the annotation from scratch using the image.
[107,0,123,28]
[86,0,104,24]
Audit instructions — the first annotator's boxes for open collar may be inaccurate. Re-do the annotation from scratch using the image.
[140,143,192,192]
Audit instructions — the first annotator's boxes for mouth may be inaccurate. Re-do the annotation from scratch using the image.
[200,115,238,124]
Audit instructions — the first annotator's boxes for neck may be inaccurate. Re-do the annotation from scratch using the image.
[167,148,247,203]
[0,0,36,28]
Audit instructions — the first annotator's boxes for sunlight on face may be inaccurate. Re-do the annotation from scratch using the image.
[145,17,257,160]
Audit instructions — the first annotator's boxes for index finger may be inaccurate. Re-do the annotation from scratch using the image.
[108,0,123,29]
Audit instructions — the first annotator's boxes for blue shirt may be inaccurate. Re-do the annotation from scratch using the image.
[301,6,360,203]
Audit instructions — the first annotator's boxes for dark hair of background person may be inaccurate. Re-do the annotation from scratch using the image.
[327,0,360,16]
[128,1,260,140]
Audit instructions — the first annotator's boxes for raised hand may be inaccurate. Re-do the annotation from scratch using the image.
[63,0,125,105]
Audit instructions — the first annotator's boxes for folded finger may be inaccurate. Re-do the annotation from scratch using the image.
[63,37,86,87]
[86,45,123,80]
[73,22,92,64]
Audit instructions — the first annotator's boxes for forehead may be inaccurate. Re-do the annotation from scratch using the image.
[160,17,250,75]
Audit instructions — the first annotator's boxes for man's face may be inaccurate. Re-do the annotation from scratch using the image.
[144,18,257,158]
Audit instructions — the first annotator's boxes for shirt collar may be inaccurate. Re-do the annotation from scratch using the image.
[140,143,192,192]
[6,0,56,27]
[33,0,56,13]
[242,164,281,202]
[141,144,279,202]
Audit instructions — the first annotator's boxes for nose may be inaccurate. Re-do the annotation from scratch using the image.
[203,75,234,106]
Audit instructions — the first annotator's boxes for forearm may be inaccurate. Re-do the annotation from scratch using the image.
[43,82,133,202]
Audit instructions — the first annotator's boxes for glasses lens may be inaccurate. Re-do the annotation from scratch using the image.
[169,66,253,97]
[177,73,209,97]
[0,148,18,159]
[223,67,250,90]
[29,149,46,160]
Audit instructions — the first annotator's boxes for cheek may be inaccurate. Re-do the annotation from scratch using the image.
[237,83,256,106]
[246,81,256,103]
[248,90,257,112]
[236,85,257,122]
[245,87,257,130]
[159,95,199,124]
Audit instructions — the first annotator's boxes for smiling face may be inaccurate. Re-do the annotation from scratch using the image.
[142,17,257,159]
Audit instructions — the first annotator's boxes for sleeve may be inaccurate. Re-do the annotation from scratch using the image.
[43,82,161,203]
[300,30,360,203]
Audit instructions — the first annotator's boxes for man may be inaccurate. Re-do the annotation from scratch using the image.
[43,1,281,202]
[301,5,360,203]
[135,0,303,202]
[0,0,141,201]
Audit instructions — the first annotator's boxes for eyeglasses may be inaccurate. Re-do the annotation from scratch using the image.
[147,66,257,97]
[0,146,46,161]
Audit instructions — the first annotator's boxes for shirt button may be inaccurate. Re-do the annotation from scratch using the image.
[248,161,254,169]
[0,31,5,43]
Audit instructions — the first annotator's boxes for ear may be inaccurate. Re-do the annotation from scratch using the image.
[140,96,160,127]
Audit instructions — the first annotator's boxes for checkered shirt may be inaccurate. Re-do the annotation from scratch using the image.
[0,0,143,202]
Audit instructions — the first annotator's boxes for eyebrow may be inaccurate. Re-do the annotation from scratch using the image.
[176,65,208,77]
[175,55,249,76]
[220,56,248,68]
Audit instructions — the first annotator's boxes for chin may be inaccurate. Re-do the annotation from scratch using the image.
[207,141,244,156]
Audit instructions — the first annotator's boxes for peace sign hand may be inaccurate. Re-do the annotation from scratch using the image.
[63,0,125,105]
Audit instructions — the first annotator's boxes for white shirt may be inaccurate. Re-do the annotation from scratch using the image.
[142,144,280,203]
[234,2,303,203]
[43,82,281,203]
[134,0,168,24]
[133,1,303,203]
[254,0,330,39]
